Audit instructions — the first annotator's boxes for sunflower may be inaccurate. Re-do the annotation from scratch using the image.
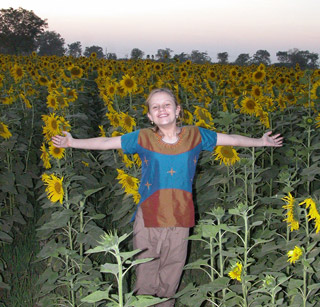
[42,113,61,142]
[0,96,14,105]
[240,97,258,115]
[69,65,83,79]
[46,94,58,110]
[206,69,217,80]
[282,193,299,231]
[153,63,162,72]
[98,125,106,137]
[20,93,32,108]
[38,76,49,86]
[42,173,64,204]
[251,85,263,99]
[299,197,320,233]
[229,68,238,80]
[311,80,320,100]
[132,190,141,204]
[107,84,117,97]
[49,142,65,159]
[40,143,51,169]
[228,262,242,281]
[134,153,142,167]
[120,112,136,133]
[63,88,78,102]
[122,154,134,168]
[59,117,71,132]
[195,119,213,129]
[116,169,139,195]
[11,64,24,82]
[0,121,12,139]
[214,145,240,166]
[287,246,303,264]
[120,74,138,94]
[194,106,213,123]
[56,95,69,109]
[106,112,121,128]
[183,109,193,125]
[252,70,266,83]
[315,113,320,129]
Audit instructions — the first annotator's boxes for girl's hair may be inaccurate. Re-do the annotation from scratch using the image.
[145,88,183,132]
[146,88,179,109]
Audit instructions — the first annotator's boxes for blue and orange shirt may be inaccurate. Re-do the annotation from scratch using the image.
[121,126,217,228]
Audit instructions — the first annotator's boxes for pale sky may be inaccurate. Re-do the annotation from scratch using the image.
[2,0,319,62]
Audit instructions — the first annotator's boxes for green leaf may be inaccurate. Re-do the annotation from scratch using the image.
[0,281,10,290]
[100,263,119,275]
[120,249,142,261]
[125,294,169,307]
[201,224,220,238]
[84,186,105,198]
[0,171,17,194]
[18,201,34,218]
[38,209,74,231]
[308,283,320,291]
[81,287,112,303]
[129,257,154,267]
[0,231,13,243]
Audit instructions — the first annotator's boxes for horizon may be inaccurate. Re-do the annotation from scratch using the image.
[1,0,320,62]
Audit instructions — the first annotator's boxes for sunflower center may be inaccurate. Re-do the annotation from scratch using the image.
[53,147,61,154]
[51,119,58,130]
[71,67,81,76]
[221,146,234,159]
[0,124,4,133]
[54,182,62,193]
[16,68,23,77]
[124,116,132,126]
[254,89,261,96]
[124,79,134,88]
[126,177,134,188]
[246,99,256,110]
[255,71,263,79]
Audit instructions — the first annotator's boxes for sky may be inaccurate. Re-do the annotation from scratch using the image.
[2,0,319,62]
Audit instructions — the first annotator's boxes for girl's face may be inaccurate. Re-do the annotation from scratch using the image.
[147,92,180,128]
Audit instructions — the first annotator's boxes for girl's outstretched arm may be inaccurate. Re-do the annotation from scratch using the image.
[52,131,122,150]
[216,131,283,147]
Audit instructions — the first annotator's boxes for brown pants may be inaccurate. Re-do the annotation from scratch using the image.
[133,207,189,307]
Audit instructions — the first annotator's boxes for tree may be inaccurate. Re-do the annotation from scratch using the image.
[276,49,319,69]
[130,48,144,60]
[189,50,211,64]
[106,52,117,60]
[288,49,318,69]
[276,51,289,65]
[234,53,251,66]
[37,31,65,56]
[173,52,189,63]
[252,49,271,65]
[217,52,229,64]
[67,41,82,57]
[155,48,173,61]
[83,45,105,58]
[0,7,47,54]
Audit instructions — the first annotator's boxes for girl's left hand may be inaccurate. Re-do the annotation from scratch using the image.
[262,131,283,147]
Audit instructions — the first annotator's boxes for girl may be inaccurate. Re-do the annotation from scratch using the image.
[52,88,283,306]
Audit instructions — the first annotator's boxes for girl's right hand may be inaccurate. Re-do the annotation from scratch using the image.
[52,131,73,148]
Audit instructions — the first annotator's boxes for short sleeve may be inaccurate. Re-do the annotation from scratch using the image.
[121,130,140,154]
[198,127,217,151]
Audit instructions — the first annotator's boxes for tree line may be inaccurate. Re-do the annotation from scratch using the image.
[0,7,318,69]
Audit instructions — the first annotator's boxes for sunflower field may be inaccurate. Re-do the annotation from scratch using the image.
[1,52,320,307]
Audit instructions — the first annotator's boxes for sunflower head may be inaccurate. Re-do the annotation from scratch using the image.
[214,145,240,166]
